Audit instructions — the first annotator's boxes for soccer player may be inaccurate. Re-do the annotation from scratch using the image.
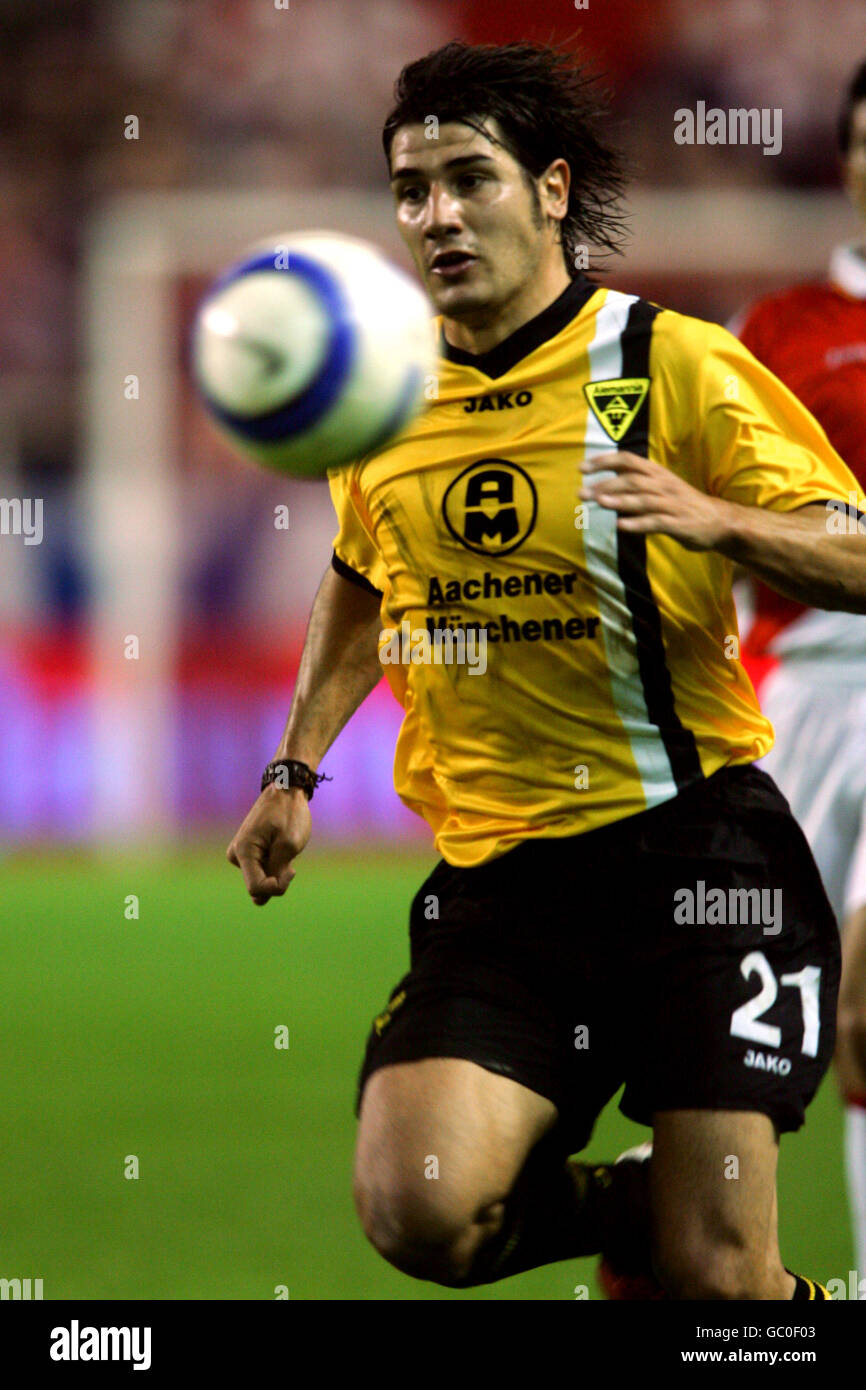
[227,41,866,1299]
[733,60,866,1289]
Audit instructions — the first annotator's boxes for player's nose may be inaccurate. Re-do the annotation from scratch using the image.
[422,182,463,236]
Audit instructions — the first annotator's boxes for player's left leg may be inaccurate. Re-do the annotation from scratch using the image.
[353,1055,559,1282]
[351,834,640,1287]
[649,1109,793,1299]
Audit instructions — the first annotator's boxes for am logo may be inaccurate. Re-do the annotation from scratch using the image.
[442,459,538,557]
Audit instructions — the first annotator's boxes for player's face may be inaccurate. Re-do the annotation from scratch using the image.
[843,100,866,224]
[388,120,562,324]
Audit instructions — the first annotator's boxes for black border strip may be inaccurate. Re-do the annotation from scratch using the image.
[331,549,383,596]
[442,274,598,380]
[616,299,703,790]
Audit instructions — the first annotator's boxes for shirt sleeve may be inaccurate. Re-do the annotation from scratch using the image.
[684,319,861,511]
[326,465,389,594]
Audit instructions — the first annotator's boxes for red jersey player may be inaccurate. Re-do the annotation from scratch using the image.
[735,61,866,1291]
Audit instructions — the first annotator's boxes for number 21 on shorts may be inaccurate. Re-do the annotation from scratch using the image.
[730,951,821,1057]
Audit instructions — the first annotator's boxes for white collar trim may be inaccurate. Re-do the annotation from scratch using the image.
[829,243,866,299]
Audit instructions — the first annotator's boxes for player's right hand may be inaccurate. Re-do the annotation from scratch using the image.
[226,785,312,905]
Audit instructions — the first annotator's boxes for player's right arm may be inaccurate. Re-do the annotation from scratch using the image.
[226,562,383,905]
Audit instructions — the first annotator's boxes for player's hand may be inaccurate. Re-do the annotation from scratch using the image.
[581,452,734,552]
[226,785,312,906]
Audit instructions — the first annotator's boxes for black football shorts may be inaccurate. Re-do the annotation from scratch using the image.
[355,764,841,1150]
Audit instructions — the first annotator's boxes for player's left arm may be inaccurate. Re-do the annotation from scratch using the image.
[581,452,866,612]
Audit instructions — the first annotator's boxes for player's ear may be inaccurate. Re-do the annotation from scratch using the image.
[539,157,570,218]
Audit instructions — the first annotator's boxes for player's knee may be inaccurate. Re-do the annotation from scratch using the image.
[353,1174,481,1284]
[654,1236,774,1300]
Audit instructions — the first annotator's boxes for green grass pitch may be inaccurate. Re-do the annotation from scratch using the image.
[0,846,853,1300]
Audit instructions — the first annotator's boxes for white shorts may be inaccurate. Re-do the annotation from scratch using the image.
[759,664,866,924]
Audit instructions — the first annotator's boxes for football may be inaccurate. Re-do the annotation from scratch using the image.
[192,231,437,477]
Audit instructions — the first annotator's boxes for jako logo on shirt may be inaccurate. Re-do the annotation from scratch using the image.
[462,390,533,412]
[49,1320,152,1372]
[442,459,537,557]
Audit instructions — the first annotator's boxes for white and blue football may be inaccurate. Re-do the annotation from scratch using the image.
[192,231,436,476]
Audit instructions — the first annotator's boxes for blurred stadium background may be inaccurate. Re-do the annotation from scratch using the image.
[1,0,862,1299]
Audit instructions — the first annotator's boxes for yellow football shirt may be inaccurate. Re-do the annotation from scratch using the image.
[328,275,860,867]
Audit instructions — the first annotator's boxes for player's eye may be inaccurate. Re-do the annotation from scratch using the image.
[456,173,484,191]
[397,184,425,203]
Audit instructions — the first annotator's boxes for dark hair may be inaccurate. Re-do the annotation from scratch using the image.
[382,40,628,274]
[838,61,866,155]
